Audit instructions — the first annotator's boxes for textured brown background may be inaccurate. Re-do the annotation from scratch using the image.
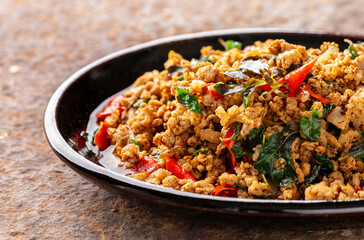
[1,0,364,239]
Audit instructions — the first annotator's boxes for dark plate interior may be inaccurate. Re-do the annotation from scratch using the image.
[44,28,364,216]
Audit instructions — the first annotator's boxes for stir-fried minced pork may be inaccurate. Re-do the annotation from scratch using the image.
[90,39,364,200]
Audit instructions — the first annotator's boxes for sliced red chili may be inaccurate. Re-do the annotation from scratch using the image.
[209,88,225,100]
[259,58,317,94]
[133,156,158,173]
[258,84,273,92]
[96,95,123,120]
[302,84,330,105]
[226,168,235,174]
[223,139,235,148]
[222,124,238,168]
[228,148,236,169]
[213,184,237,197]
[166,157,196,181]
[222,124,236,148]
[93,122,110,151]
[278,59,317,93]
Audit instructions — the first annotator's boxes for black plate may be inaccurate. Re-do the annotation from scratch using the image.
[44,28,364,216]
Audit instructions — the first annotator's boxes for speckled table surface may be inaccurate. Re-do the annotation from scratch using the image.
[1,0,364,239]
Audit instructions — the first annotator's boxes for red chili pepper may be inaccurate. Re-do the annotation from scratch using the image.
[209,88,225,100]
[93,122,110,150]
[133,156,158,173]
[259,59,317,94]
[166,157,196,181]
[228,148,236,169]
[96,95,123,120]
[226,168,235,174]
[223,124,236,148]
[213,185,237,197]
[278,59,317,92]
[302,84,330,104]
[222,124,237,169]
[258,84,273,92]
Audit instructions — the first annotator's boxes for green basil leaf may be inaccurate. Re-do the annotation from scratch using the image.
[231,141,253,158]
[263,73,276,88]
[241,79,267,88]
[285,63,300,72]
[200,57,215,64]
[248,126,265,148]
[223,40,242,51]
[80,131,88,141]
[327,123,341,138]
[239,59,269,75]
[240,78,272,107]
[300,108,322,142]
[254,128,298,187]
[322,103,333,118]
[344,39,359,59]
[175,86,190,95]
[91,127,99,146]
[349,44,360,59]
[313,152,334,171]
[271,158,297,187]
[348,143,364,159]
[213,83,245,96]
[304,165,321,186]
[192,148,208,157]
[175,87,202,114]
[132,99,150,108]
[274,133,298,186]
[305,101,313,111]
[263,54,278,61]
[241,87,256,108]
[129,137,141,150]
[360,131,364,139]
[153,149,162,158]
[236,184,248,192]
[177,76,184,81]
[231,147,245,158]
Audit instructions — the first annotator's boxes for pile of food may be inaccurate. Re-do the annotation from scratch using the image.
[90,38,364,200]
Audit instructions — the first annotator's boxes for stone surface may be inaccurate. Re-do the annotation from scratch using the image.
[1,0,364,239]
